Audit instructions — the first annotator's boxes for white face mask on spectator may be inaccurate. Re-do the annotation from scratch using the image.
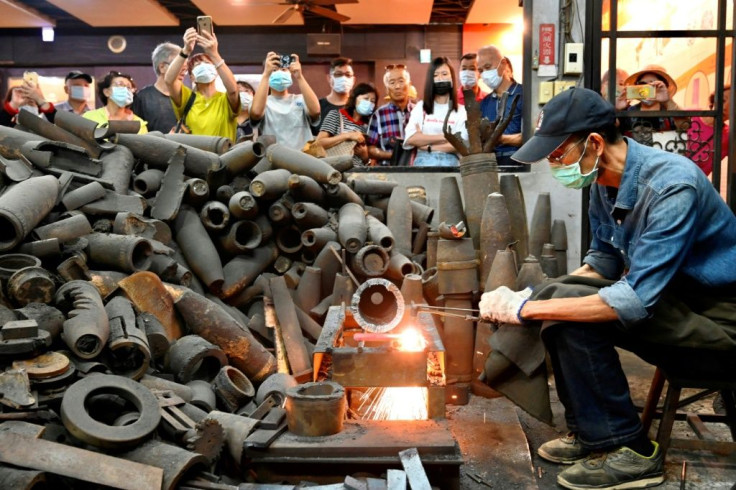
[332,75,354,94]
[239,92,253,111]
[459,70,478,89]
[70,85,91,101]
[192,63,217,84]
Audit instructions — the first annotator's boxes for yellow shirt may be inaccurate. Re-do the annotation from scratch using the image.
[173,85,237,141]
[82,107,148,134]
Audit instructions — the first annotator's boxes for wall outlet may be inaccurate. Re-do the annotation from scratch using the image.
[563,43,584,74]
[554,80,577,96]
[539,81,554,104]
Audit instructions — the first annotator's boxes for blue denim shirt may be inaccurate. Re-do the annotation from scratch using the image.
[584,138,736,326]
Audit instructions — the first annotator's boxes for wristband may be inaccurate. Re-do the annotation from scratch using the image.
[179,50,189,59]
[214,59,225,69]
[516,298,528,324]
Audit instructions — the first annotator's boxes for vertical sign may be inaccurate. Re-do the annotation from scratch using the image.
[539,24,555,66]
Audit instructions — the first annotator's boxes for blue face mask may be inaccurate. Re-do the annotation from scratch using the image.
[110,86,132,107]
[356,99,375,116]
[269,71,293,92]
[549,138,600,189]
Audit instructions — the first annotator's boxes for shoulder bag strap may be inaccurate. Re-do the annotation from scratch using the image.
[175,92,197,133]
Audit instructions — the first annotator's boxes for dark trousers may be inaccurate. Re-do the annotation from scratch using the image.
[535,276,736,451]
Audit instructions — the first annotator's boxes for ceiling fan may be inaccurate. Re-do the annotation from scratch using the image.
[268,0,358,24]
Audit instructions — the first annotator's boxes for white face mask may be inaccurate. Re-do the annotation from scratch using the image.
[481,59,504,90]
[332,75,354,94]
[239,92,253,111]
[70,85,91,101]
[192,63,217,84]
[459,70,478,89]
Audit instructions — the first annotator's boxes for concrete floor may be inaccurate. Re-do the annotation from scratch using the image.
[450,349,736,489]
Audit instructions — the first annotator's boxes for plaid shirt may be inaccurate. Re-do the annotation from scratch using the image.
[367,100,415,165]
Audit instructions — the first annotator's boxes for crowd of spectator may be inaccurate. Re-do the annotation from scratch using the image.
[4,34,715,170]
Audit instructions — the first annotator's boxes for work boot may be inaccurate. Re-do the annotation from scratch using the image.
[557,442,665,489]
[538,432,590,464]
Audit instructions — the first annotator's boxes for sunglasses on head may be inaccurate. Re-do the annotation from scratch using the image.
[385,64,407,71]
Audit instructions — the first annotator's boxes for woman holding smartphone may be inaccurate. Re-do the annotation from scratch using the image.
[165,24,240,140]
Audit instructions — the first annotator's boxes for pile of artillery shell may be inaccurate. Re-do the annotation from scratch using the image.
[0,114,436,487]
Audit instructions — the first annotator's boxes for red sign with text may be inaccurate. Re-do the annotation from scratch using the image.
[539,24,555,65]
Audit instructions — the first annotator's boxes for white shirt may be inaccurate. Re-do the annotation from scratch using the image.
[256,93,320,150]
[403,100,468,149]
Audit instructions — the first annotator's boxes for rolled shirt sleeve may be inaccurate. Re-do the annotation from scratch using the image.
[597,184,700,327]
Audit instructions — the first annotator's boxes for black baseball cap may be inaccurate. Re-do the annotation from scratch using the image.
[65,70,93,83]
[512,87,616,164]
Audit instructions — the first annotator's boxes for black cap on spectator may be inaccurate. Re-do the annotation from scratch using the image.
[65,70,93,83]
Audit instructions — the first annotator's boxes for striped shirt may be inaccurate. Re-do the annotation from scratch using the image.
[320,108,368,166]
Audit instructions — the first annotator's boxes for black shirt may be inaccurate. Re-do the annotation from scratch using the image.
[131,85,177,134]
[314,97,344,135]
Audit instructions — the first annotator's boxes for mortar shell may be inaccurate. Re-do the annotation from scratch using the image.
[220,140,265,175]
[479,192,514,290]
[499,174,529,261]
[337,202,367,254]
[200,201,230,232]
[0,175,59,252]
[267,144,341,185]
[228,191,259,220]
[86,233,153,273]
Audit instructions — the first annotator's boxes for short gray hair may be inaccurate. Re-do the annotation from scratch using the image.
[383,67,411,88]
[152,42,180,76]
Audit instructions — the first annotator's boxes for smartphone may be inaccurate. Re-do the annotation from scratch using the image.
[279,54,294,68]
[197,16,213,36]
[626,84,656,100]
[23,71,39,87]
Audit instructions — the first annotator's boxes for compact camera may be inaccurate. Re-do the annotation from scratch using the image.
[626,84,656,100]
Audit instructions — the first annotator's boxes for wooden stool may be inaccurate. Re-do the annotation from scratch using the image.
[641,367,736,457]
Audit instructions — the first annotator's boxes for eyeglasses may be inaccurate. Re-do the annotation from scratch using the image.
[548,137,586,164]
[385,64,407,71]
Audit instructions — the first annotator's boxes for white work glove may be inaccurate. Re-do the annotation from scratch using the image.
[479,286,532,325]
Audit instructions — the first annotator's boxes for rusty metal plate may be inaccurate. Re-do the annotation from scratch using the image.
[12,352,70,379]
[0,431,163,489]
[331,350,428,388]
